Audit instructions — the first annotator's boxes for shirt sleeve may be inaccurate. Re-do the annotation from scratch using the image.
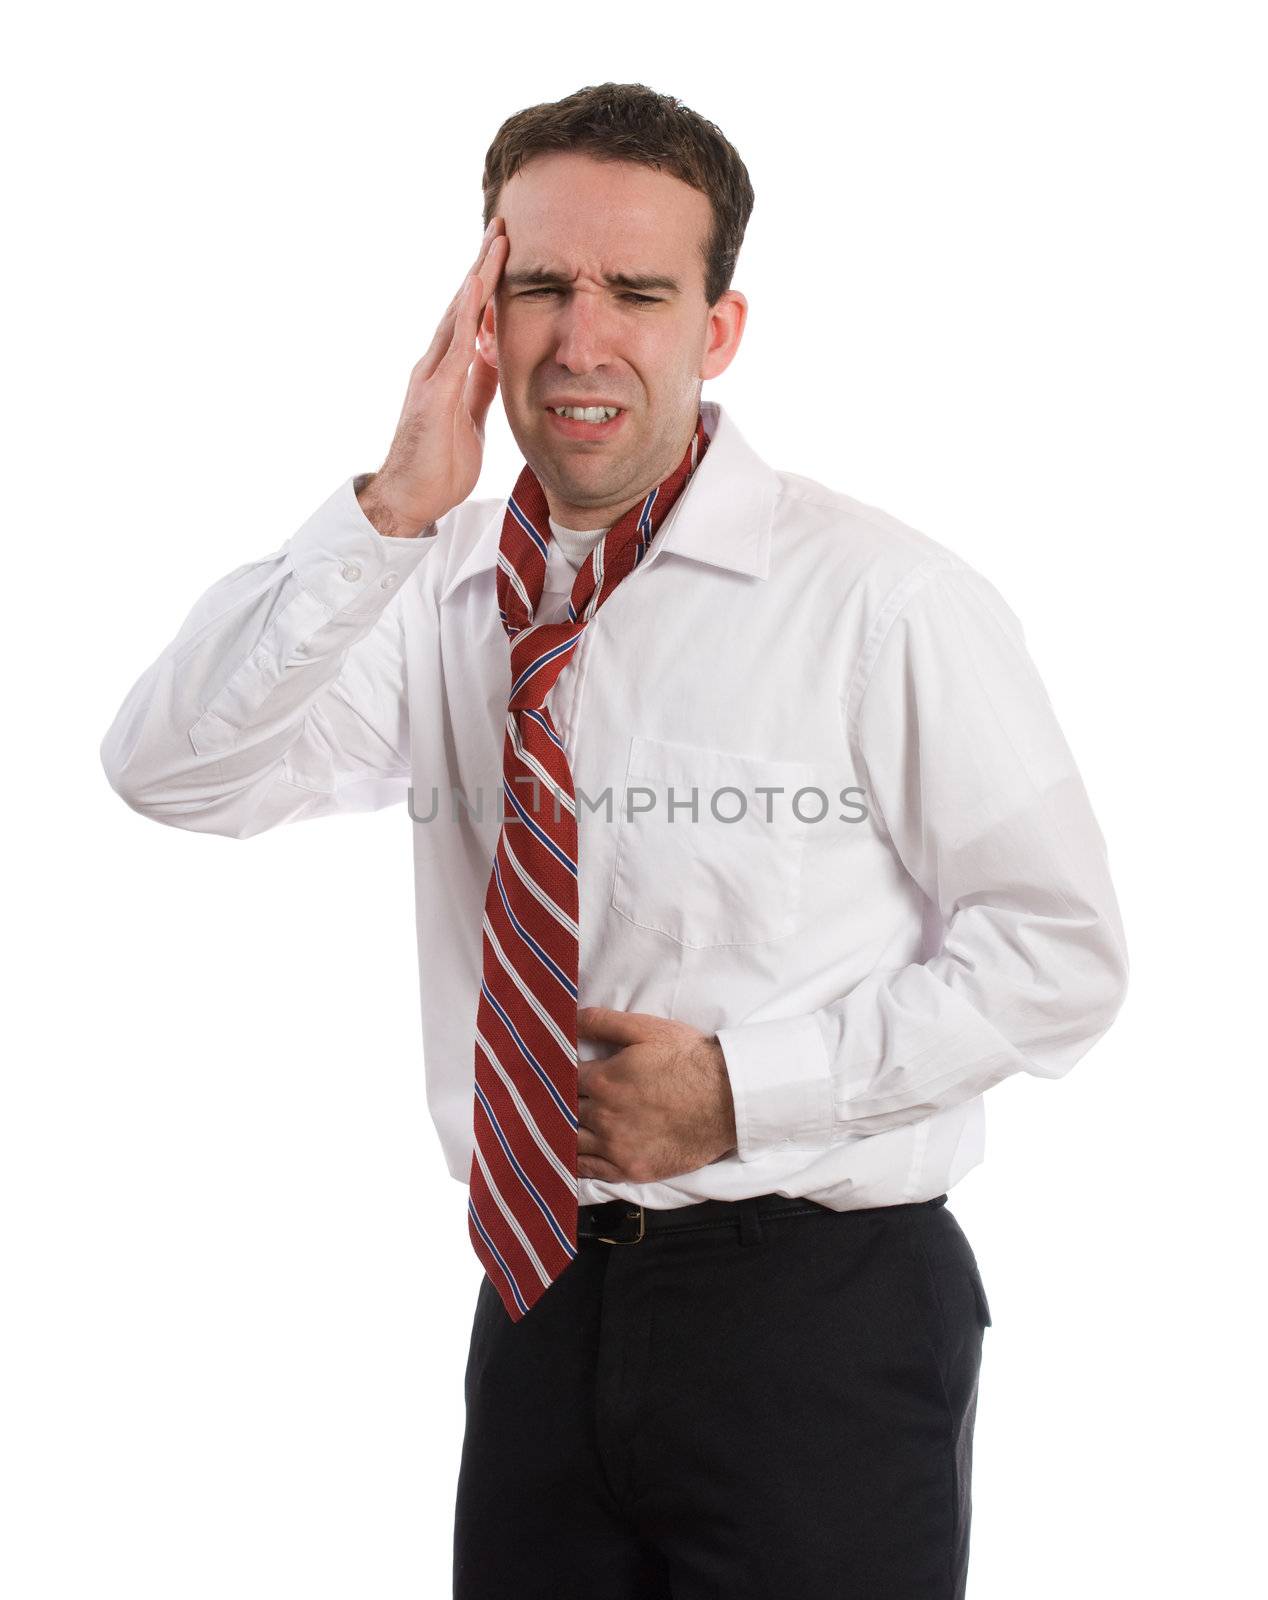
[99,473,438,839]
[715,559,1130,1161]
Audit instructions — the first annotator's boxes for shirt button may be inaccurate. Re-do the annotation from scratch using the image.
[380,572,399,589]
[341,562,362,582]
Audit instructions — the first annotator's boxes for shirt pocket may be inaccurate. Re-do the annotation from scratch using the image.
[608,733,812,948]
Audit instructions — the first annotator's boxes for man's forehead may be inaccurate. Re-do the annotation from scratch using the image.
[498,162,707,288]
[500,221,696,296]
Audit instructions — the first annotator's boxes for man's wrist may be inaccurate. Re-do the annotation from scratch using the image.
[355,473,434,539]
[704,1033,738,1155]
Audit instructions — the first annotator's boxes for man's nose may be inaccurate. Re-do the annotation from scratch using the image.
[551,294,614,372]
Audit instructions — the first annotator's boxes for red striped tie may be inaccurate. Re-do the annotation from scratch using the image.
[467,411,711,1321]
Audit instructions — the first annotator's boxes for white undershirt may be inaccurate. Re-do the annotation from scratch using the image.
[547,516,609,574]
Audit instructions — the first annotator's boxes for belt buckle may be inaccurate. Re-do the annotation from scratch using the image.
[594,1204,645,1244]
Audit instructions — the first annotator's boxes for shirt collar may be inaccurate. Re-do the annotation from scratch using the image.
[438,400,776,604]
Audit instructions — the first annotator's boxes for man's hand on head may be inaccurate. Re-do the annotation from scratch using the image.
[357,216,508,538]
[573,1006,737,1184]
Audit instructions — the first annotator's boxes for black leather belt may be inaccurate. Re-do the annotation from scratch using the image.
[577,1192,947,1245]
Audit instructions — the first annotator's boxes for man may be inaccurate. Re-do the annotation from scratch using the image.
[101,82,1129,1600]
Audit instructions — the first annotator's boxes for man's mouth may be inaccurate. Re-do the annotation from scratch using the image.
[544,405,629,441]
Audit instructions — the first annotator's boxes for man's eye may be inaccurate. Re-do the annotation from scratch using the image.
[517,288,660,304]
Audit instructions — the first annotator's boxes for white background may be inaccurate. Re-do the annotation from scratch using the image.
[4,2,1263,1594]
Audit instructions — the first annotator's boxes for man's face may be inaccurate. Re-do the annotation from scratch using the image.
[479,151,746,528]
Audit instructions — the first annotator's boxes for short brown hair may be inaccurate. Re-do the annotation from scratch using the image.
[481,82,754,307]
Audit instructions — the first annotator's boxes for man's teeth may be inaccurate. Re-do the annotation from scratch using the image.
[552,405,620,422]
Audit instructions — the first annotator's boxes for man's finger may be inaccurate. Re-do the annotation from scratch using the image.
[577,1155,624,1182]
[576,1005,656,1044]
[576,1124,605,1157]
[477,229,508,301]
[468,215,501,278]
[576,1059,614,1101]
[416,224,505,384]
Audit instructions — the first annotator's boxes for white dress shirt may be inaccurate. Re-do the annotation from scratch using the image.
[100,400,1129,1211]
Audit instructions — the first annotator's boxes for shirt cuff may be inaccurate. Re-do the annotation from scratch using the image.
[288,473,436,620]
[713,1013,835,1162]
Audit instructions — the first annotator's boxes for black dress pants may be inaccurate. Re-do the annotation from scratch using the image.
[453,1191,991,1599]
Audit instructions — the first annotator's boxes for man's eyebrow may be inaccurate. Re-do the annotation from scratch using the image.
[502,267,682,295]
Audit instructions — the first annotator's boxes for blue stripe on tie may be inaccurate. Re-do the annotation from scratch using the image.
[631,488,658,563]
[467,1196,530,1316]
[524,708,567,751]
[510,633,579,701]
[501,778,578,882]
[474,1081,576,1259]
[480,979,579,1128]
[508,496,549,562]
[491,851,578,999]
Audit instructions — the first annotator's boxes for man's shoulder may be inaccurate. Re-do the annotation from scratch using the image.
[769,469,1030,666]
[771,469,970,596]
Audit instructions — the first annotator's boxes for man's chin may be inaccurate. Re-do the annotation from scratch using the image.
[532,437,637,484]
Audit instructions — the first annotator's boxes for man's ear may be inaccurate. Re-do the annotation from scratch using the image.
[477,298,499,369]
